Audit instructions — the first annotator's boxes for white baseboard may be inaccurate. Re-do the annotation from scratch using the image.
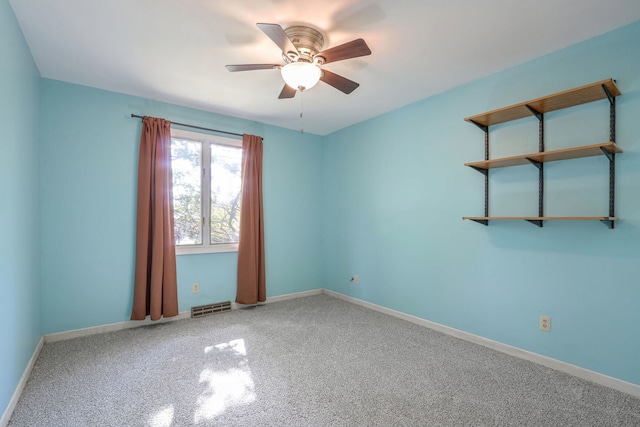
[232,288,323,309]
[323,289,640,399]
[45,289,324,342]
[44,311,192,343]
[1,336,44,427]
[265,288,324,303]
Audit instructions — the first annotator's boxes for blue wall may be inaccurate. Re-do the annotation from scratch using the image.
[39,79,324,334]
[0,0,42,419]
[322,21,640,386]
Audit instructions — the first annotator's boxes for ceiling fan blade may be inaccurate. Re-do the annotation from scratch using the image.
[315,38,371,64]
[278,84,297,99]
[225,64,280,72]
[320,69,360,94]
[257,23,299,55]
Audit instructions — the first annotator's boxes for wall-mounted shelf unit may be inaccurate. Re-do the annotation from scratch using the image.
[463,79,621,229]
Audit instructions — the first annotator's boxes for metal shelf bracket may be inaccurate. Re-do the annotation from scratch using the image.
[468,120,488,133]
[469,166,488,176]
[600,147,614,162]
[525,105,543,121]
[602,84,615,105]
[525,158,543,170]
[600,219,615,229]
[525,219,544,227]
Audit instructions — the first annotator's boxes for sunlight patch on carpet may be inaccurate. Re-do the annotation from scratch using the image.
[195,339,256,422]
[148,405,174,427]
[205,338,247,356]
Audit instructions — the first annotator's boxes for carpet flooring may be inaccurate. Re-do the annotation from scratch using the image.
[8,294,640,426]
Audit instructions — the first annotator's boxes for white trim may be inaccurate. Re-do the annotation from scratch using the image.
[1,337,44,427]
[176,243,238,255]
[44,311,191,343]
[44,289,324,342]
[232,288,324,310]
[322,289,640,399]
[264,288,323,303]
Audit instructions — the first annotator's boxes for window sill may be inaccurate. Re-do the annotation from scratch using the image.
[176,243,238,255]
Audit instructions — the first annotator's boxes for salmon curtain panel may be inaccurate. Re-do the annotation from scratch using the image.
[131,116,179,320]
[236,134,266,304]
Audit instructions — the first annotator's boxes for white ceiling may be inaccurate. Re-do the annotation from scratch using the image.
[9,0,640,135]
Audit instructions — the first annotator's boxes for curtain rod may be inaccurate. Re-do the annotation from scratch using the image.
[130,114,243,138]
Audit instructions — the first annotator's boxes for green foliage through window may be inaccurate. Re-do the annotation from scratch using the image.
[210,144,242,244]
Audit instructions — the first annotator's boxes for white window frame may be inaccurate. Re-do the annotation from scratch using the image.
[171,128,243,255]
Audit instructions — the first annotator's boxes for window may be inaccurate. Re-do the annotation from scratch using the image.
[171,128,243,254]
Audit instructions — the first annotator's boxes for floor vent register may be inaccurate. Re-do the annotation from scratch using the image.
[191,301,232,318]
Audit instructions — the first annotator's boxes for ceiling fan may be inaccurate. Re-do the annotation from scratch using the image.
[225,23,372,99]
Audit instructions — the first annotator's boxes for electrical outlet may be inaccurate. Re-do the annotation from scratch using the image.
[192,282,200,294]
[540,315,551,332]
[354,275,359,285]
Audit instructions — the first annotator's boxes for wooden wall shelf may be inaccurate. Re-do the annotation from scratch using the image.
[465,79,620,128]
[463,217,617,228]
[463,216,617,221]
[465,142,622,170]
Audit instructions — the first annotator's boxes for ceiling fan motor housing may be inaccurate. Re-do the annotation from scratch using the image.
[284,26,325,63]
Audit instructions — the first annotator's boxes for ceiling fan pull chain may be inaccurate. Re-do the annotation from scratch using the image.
[300,88,305,134]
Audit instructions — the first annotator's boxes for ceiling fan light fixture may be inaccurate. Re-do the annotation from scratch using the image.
[281,62,322,91]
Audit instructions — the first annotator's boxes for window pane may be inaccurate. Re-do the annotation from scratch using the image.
[210,144,242,244]
[171,139,202,245]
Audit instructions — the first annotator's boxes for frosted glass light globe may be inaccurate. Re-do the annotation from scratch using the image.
[281,62,322,91]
